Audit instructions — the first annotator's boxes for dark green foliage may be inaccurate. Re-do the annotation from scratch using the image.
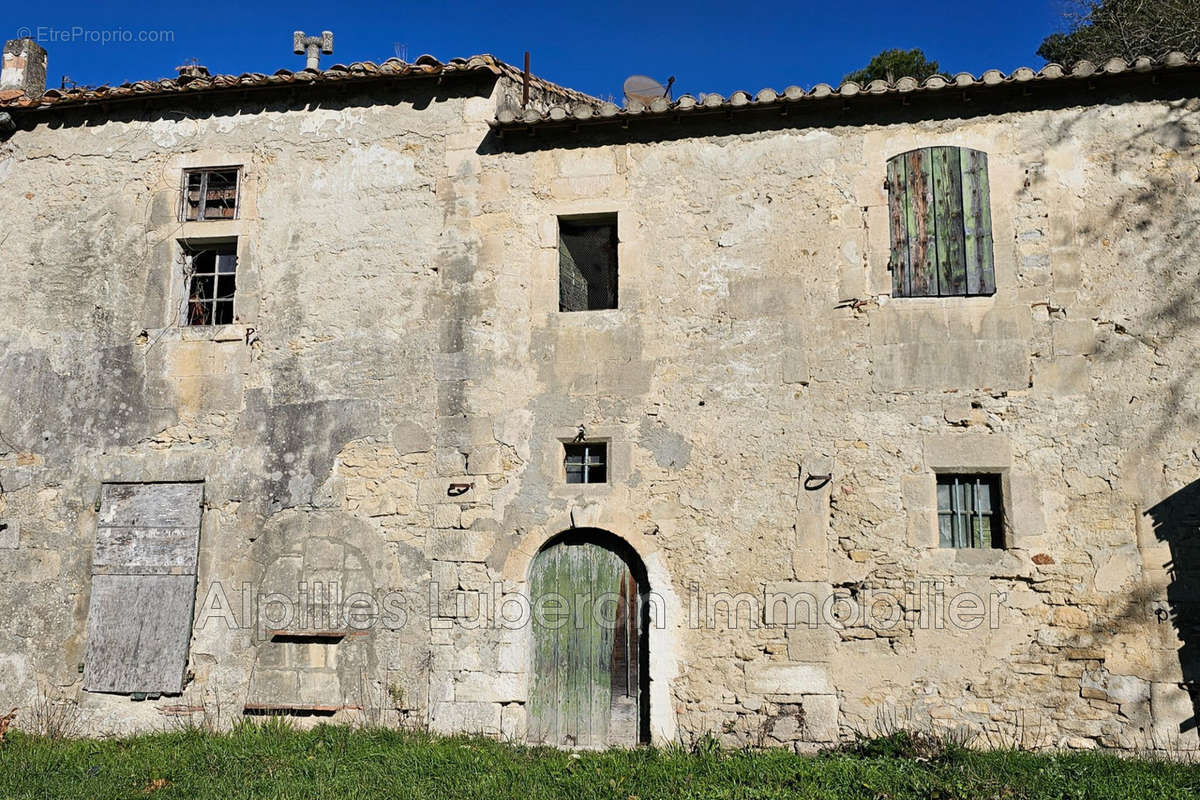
[843,49,940,85]
[838,729,963,761]
[2,727,1200,799]
[1038,0,1200,65]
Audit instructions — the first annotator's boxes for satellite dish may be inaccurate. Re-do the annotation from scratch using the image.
[623,74,674,106]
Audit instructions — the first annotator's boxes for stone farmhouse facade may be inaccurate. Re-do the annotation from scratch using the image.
[1,36,1199,751]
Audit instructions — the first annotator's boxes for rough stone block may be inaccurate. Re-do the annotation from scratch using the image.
[500,702,527,741]
[923,433,1011,471]
[1053,249,1083,289]
[254,642,287,669]
[556,149,616,179]
[791,549,830,581]
[1093,545,1140,593]
[304,539,344,571]
[746,663,832,696]
[1053,606,1090,629]
[1034,355,1090,396]
[0,520,17,549]
[1103,673,1150,705]
[429,701,502,736]
[428,670,454,704]
[801,694,839,742]
[764,581,832,626]
[785,626,837,663]
[1052,320,1096,356]
[873,340,1030,393]
[769,711,801,742]
[1151,682,1200,748]
[467,444,504,475]
[1007,472,1046,542]
[298,670,342,706]
[495,640,526,673]
[247,668,300,704]
[794,509,828,552]
[455,670,526,703]
[1038,627,1093,648]
[433,504,463,529]
[942,398,973,426]
[391,422,433,455]
[782,347,809,385]
[430,561,458,616]
[435,449,468,475]
[427,528,493,562]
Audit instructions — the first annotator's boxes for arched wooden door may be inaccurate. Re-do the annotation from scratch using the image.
[527,532,647,748]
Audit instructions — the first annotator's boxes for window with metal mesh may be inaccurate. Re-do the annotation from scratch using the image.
[564,442,607,484]
[183,168,240,221]
[559,216,618,311]
[183,244,237,326]
[937,474,1003,548]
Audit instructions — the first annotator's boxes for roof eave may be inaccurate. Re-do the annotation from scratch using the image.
[491,53,1200,134]
[0,57,512,115]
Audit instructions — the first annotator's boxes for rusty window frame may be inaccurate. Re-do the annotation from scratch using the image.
[181,167,241,222]
[181,242,237,326]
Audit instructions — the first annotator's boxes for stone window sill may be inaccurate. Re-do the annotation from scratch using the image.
[951,547,1012,565]
[879,293,997,305]
[141,324,251,344]
[914,546,1031,578]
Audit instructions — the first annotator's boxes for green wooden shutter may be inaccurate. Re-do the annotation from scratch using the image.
[886,156,911,297]
[931,146,967,295]
[960,149,996,295]
[904,149,938,296]
[886,147,995,297]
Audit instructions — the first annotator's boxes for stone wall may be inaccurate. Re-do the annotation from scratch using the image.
[0,73,1198,751]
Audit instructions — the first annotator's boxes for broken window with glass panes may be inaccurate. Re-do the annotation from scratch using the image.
[937,474,1003,548]
[183,168,240,221]
[182,244,237,326]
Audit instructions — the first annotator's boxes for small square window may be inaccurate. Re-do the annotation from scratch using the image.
[559,215,617,312]
[937,474,1003,549]
[182,243,237,326]
[564,442,607,484]
[183,168,240,221]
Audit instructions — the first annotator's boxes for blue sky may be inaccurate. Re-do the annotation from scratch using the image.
[7,1,1068,98]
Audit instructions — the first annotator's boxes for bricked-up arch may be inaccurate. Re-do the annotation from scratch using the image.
[526,529,650,747]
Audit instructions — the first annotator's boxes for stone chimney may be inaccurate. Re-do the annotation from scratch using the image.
[1,38,48,98]
[293,31,333,71]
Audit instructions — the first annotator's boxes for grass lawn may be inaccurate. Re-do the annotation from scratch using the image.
[2,723,1198,800]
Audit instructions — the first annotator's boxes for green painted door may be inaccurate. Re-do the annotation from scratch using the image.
[528,538,642,748]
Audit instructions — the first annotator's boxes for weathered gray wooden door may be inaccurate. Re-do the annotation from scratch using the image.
[528,538,643,748]
[83,482,204,695]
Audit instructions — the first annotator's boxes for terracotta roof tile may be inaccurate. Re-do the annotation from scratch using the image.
[493,52,1200,129]
[0,54,598,112]
[7,49,1196,134]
